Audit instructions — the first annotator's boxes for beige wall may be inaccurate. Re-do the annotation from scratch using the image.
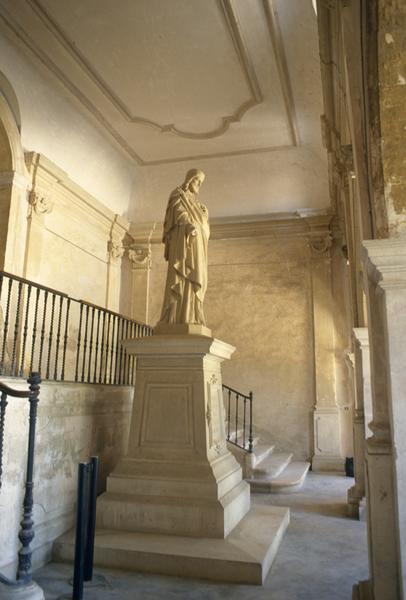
[147,231,316,460]
[0,378,133,577]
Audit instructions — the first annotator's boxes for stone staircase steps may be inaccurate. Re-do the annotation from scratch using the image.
[252,452,293,479]
[249,461,310,493]
[252,443,275,465]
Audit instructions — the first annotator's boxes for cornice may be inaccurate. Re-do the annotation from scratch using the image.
[353,327,369,348]
[362,239,406,289]
[25,152,131,234]
[130,210,333,244]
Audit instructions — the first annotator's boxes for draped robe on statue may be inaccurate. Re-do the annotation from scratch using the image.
[159,187,210,325]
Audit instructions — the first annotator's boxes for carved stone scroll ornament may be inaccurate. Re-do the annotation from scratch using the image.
[308,234,333,258]
[107,239,125,261]
[28,189,53,216]
[128,244,152,270]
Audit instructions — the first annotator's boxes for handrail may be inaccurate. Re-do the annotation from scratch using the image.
[222,384,253,453]
[0,270,152,384]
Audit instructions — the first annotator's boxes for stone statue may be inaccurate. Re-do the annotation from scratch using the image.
[157,168,210,327]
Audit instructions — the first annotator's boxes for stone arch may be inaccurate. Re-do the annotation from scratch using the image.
[0,73,30,274]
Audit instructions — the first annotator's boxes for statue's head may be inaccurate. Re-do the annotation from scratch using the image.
[182,168,205,195]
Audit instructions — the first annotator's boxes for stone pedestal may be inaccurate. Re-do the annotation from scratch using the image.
[90,333,289,584]
[97,334,250,538]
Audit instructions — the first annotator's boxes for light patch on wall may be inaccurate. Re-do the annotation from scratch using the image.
[385,33,395,44]
[398,74,406,85]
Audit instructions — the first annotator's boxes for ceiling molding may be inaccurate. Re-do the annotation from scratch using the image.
[130,210,333,244]
[262,0,300,146]
[26,0,263,141]
[0,0,301,166]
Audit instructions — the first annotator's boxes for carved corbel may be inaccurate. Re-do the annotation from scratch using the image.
[308,234,333,258]
[127,244,152,270]
[28,188,53,216]
[107,239,125,261]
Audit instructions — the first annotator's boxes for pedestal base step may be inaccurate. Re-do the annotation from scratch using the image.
[248,461,310,493]
[53,505,289,585]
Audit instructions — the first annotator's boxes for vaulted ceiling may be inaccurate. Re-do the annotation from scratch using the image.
[0,0,329,219]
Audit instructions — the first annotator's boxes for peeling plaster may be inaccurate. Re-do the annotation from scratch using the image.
[385,33,395,44]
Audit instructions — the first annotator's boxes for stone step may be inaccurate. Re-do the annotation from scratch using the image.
[248,461,310,493]
[252,443,275,466]
[252,452,293,479]
[227,431,260,449]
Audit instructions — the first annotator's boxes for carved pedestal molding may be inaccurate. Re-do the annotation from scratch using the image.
[347,327,371,519]
[353,239,406,600]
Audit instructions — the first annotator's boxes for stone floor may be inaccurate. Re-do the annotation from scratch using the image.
[35,472,369,600]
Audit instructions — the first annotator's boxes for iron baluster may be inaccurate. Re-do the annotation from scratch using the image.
[81,305,90,383]
[93,309,101,383]
[0,392,8,490]
[17,372,41,584]
[45,294,56,380]
[0,277,13,374]
[227,389,231,441]
[248,391,253,453]
[61,298,71,381]
[74,303,84,382]
[117,318,124,385]
[37,290,49,375]
[29,287,40,374]
[123,319,130,385]
[11,281,23,376]
[53,296,64,381]
[103,313,111,385]
[235,394,239,445]
[109,315,116,384]
[19,285,32,377]
[243,396,247,449]
[87,307,95,383]
[131,322,137,386]
[98,311,106,384]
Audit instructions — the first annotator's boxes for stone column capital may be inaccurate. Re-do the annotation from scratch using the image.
[128,244,152,270]
[362,239,406,290]
[28,187,53,217]
[353,327,369,349]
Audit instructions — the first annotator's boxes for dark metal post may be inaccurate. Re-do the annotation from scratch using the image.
[84,456,99,582]
[248,391,254,453]
[17,372,41,584]
[0,392,8,491]
[73,462,89,600]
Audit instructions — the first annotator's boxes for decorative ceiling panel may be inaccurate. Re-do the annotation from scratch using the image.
[0,0,316,166]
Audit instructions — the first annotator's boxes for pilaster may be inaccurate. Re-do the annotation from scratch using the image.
[348,327,371,519]
[106,217,128,312]
[128,244,151,323]
[307,218,344,471]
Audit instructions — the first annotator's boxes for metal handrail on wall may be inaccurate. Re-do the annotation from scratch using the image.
[0,271,152,385]
[222,383,253,453]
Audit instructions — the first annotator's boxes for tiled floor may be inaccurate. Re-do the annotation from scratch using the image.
[35,472,369,600]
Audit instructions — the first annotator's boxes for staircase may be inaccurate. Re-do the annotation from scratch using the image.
[223,384,310,493]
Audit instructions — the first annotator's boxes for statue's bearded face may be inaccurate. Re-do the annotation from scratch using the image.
[189,175,204,195]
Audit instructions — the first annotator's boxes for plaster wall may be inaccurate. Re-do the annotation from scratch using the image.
[0,378,133,578]
[147,235,315,460]
[0,32,142,218]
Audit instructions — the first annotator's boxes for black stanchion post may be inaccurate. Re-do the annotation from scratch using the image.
[72,462,89,600]
[84,456,99,582]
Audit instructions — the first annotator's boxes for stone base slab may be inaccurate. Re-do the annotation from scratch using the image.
[312,456,345,472]
[54,505,289,585]
[0,581,45,600]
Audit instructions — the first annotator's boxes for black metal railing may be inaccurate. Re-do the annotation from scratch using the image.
[222,384,253,453]
[0,271,152,385]
[0,373,43,592]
